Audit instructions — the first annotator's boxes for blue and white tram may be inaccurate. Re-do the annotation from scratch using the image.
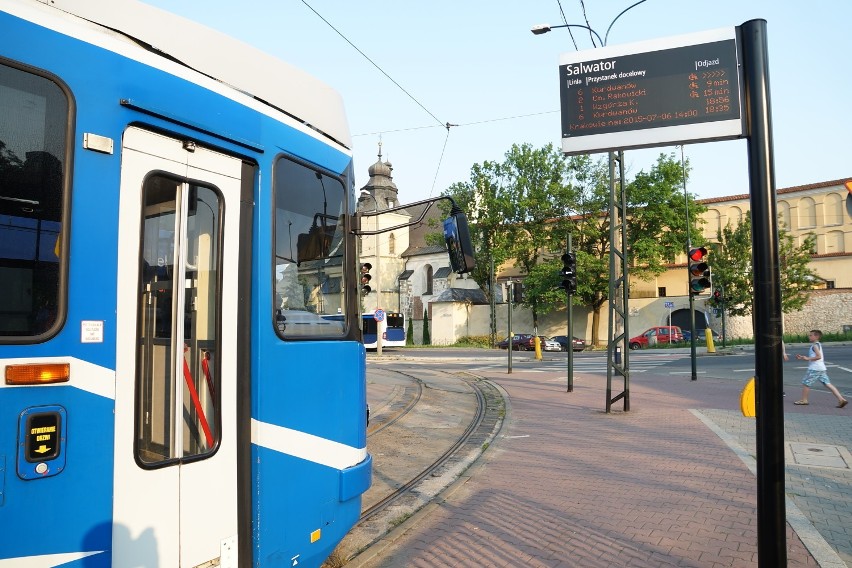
[0,1,370,567]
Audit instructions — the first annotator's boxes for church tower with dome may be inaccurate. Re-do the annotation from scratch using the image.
[356,143,410,314]
[358,142,400,212]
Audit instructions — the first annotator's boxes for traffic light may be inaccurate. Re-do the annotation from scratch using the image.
[513,282,524,303]
[360,263,372,295]
[560,251,577,294]
[713,289,722,303]
[688,247,711,294]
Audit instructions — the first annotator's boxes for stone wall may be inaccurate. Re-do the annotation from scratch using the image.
[716,289,852,338]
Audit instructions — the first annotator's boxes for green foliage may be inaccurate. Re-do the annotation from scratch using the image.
[519,259,574,315]
[711,213,817,317]
[626,153,707,278]
[556,152,702,345]
[453,335,492,348]
[406,316,414,346]
[442,146,703,346]
[422,310,431,345]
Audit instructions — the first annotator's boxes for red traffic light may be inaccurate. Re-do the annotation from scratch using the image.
[688,247,707,262]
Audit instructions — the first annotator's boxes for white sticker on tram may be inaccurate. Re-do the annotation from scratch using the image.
[251,418,367,470]
[0,551,102,567]
[0,357,114,399]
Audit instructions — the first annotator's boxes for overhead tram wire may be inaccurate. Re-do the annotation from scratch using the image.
[353,110,560,138]
[555,0,579,49]
[577,0,599,47]
[300,1,456,196]
[429,123,455,197]
[300,0,445,130]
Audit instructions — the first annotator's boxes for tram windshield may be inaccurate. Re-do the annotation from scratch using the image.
[273,158,347,338]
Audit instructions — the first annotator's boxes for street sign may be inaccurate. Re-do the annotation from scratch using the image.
[559,27,743,155]
[373,309,385,322]
[664,301,674,309]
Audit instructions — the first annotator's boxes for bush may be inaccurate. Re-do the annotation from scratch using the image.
[453,335,492,348]
[406,317,414,346]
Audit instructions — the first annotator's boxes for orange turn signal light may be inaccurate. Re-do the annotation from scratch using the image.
[845,180,852,195]
[5,363,70,385]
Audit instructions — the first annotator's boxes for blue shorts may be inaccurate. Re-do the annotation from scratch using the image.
[802,369,831,387]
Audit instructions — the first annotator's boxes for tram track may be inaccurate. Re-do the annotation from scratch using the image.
[366,372,423,437]
[360,370,487,519]
[330,368,505,565]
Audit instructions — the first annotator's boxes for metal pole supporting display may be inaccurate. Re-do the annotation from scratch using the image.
[740,19,786,567]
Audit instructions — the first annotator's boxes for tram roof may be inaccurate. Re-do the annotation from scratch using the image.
[38,0,352,149]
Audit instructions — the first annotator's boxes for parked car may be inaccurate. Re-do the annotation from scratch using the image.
[551,335,587,352]
[497,333,535,350]
[629,326,684,350]
[682,329,722,342]
[540,337,563,352]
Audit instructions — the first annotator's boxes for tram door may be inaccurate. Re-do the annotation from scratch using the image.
[113,128,242,567]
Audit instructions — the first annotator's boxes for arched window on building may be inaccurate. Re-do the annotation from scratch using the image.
[824,193,843,226]
[727,206,743,226]
[825,230,845,254]
[798,197,816,228]
[705,209,721,239]
[777,200,791,229]
[388,233,395,255]
[425,265,433,295]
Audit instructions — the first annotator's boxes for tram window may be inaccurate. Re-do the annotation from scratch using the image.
[0,62,68,339]
[136,175,222,465]
[273,158,347,338]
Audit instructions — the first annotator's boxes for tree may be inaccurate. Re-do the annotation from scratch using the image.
[498,143,579,332]
[422,309,431,345]
[442,148,704,347]
[406,316,414,346]
[566,152,704,346]
[441,143,579,333]
[711,213,817,317]
[439,159,514,306]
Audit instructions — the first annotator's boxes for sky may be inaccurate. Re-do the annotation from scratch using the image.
[145,0,852,205]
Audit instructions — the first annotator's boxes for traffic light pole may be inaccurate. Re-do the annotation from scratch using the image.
[507,280,513,374]
[682,148,698,381]
[566,234,573,393]
[688,276,697,381]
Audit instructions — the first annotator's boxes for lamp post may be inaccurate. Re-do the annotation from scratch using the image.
[532,3,647,412]
[531,0,647,46]
[360,191,382,355]
[530,23,603,46]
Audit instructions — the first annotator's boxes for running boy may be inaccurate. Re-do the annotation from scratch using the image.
[794,330,848,408]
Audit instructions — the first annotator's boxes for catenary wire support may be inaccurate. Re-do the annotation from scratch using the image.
[606,151,630,412]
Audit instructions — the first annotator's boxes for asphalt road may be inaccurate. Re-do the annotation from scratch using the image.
[372,342,852,398]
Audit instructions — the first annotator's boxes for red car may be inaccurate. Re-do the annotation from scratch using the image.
[496,334,535,350]
[629,326,684,350]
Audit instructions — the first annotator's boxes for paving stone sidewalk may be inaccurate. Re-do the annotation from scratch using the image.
[357,365,850,567]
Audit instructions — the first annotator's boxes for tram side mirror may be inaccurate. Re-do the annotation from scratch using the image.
[443,210,475,275]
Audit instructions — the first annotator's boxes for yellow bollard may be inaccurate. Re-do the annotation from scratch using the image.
[740,377,756,417]
[534,336,542,360]
[705,328,716,353]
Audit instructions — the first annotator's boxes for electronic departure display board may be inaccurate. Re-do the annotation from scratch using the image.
[559,27,744,155]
